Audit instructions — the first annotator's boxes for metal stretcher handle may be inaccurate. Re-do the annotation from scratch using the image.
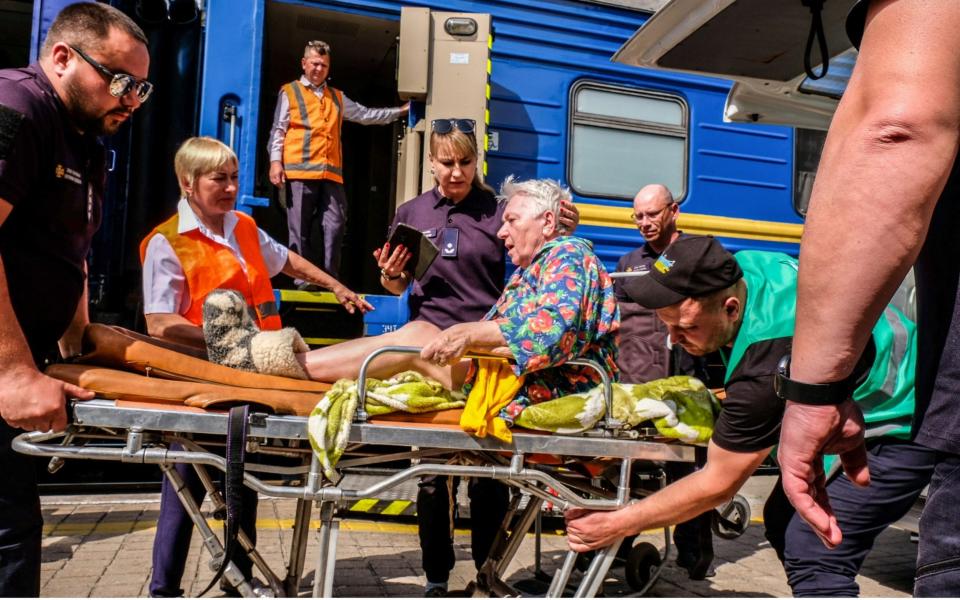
[355,345,620,430]
[11,430,627,511]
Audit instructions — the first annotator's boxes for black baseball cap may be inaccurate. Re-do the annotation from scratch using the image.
[622,236,743,309]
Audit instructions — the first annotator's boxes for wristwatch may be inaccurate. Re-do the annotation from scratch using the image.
[773,354,852,405]
[380,268,403,281]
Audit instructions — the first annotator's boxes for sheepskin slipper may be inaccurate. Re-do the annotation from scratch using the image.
[202,289,309,379]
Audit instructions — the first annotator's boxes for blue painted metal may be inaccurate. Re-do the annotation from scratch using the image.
[30,0,74,62]
[799,48,857,100]
[362,288,411,336]
[244,0,798,234]
[26,0,806,335]
[197,0,268,213]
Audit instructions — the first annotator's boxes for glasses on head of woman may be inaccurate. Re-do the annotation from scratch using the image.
[431,119,476,135]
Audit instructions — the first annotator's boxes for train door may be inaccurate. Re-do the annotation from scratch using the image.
[198,0,490,342]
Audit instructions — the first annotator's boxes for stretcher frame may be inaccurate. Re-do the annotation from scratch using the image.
[14,349,695,598]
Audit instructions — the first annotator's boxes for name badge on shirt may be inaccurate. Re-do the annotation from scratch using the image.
[440,228,459,258]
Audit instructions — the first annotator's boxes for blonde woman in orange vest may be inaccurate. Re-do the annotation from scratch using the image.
[267,39,409,278]
[140,136,371,596]
[141,136,372,351]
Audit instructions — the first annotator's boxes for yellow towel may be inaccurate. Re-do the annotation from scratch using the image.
[460,358,525,442]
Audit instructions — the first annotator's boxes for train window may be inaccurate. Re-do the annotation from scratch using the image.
[794,128,827,217]
[568,82,687,201]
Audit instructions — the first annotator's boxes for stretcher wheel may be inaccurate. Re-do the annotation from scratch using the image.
[624,542,661,591]
[712,495,751,540]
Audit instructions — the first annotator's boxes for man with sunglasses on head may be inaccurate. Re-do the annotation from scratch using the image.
[0,3,150,595]
[268,39,409,279]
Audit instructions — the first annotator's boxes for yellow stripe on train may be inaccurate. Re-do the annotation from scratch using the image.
[576,204,803,245]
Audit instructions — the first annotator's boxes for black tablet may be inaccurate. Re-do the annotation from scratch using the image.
[387,223,440,280]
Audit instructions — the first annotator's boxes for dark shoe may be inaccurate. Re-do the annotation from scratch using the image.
[424,586,448,597]
[676,552,716,580]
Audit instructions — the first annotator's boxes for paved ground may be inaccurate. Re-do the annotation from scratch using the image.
[38,476,917,597]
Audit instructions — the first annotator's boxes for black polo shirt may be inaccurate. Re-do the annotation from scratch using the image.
[0,64,104,363]
[391,186,505,329]
[614,243,671,382]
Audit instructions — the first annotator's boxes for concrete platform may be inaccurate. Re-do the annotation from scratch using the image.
[38,476,916,597]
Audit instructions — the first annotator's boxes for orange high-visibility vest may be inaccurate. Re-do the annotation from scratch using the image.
[140,211,282,331]
[281,81,344,183]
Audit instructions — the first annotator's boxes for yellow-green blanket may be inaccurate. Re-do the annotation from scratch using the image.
[514,376,717,443]
[307,373,715,481]
[307,371,465,480]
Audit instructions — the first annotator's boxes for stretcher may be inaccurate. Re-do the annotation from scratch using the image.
[14,326,696,597]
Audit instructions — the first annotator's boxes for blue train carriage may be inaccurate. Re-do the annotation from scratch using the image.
[27,0,808,341]
[202,0,810,340]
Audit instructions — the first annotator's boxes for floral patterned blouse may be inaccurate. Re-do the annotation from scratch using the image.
[465,236,620,422]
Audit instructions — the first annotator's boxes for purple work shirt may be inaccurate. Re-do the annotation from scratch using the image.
[390,186,505,329]
[0,64,104,362]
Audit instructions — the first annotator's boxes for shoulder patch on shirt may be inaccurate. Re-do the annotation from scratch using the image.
[0,104,25,160]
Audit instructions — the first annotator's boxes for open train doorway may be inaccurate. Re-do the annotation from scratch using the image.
[257,2,404,294]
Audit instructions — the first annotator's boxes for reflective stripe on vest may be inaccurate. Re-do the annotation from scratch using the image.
[282,81,344,183]
[139,212,282,331]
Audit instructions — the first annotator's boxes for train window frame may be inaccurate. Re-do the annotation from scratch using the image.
[567,80,689,202]
[793,127,827,218]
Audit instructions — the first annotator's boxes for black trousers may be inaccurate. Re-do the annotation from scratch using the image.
[149,446,258,597]
[416,475,510,584]
[0,419,42,597]
[764,438,935,597]
[286,179,347,278]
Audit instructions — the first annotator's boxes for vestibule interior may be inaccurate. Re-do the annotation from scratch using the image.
[257,2,405,295]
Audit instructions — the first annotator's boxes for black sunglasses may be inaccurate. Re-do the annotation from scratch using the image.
[431,118,476,135]
[69,45,154,103]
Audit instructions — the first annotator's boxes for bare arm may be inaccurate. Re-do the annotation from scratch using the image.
[144,313,206,349]
[0,199,94,432]
[565,442,769,551]
[420,320,510,365]
[282,251,373,313]
[268,91,290,186]
[793,0,960,384]
[782,0,960,544]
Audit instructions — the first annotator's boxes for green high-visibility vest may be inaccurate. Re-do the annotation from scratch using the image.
[725,251,915,452]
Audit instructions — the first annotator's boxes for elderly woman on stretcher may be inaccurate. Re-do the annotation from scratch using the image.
[202,177,620,429]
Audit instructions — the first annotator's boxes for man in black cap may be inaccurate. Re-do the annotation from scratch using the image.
[614,184,717,580]
[565,236,931,596]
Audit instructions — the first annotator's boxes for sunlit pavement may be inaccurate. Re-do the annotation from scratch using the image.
[38,476,915,597]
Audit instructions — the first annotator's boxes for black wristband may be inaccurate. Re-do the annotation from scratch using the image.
[773,354,853,405]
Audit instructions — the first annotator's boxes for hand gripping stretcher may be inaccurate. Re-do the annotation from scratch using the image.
[14,325,696,597]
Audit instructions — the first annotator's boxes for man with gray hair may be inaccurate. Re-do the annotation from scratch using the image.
[201,176,617,593]
[222,176,619,402]
[0,3,150,594]
[268,39,409,279]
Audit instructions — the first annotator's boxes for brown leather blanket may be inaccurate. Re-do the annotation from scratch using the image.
[49,363,322,416]
[76,324,330,393]
[46,324,330,417]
